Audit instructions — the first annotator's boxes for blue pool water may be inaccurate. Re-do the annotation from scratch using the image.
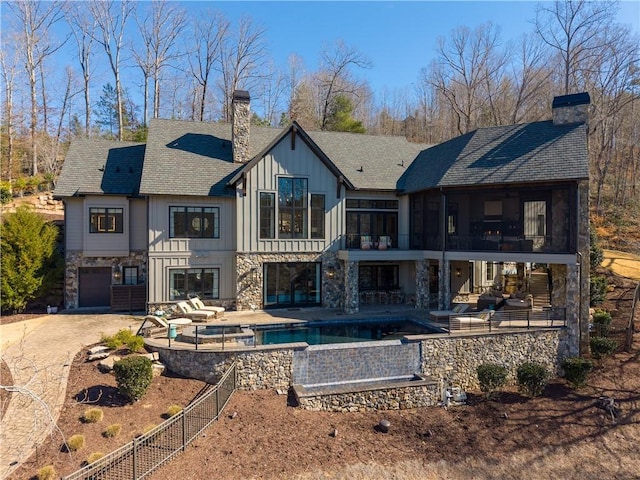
[255,318,433,346]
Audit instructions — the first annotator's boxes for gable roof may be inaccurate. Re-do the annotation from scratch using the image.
[54,138,145,197]
[139,118,282,197]
[398,120,588,194]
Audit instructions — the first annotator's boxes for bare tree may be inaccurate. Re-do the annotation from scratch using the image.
[430,23,505,135]
[218,15,269,121]
[133,0,186,126]
[0,46,20,183]
[189,10,229,121]
[8,0,66,176]
[89,0,135,141]
[317,41,372,130]
[65,6,96,137]
[256,60,287,126]
[535,0,618,94]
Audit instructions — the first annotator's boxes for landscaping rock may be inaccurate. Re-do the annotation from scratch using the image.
[152,362,165,377]
[88,345,110,355]
[97,355,120,373]
[87,351,111,362]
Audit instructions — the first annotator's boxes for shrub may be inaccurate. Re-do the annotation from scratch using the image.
[66,434,85,452]
[0,206,63,313]
[103,424,122,438]
[142,423,157,434]
[0,182,11,205]
[82,407,104,423]
[113,356,153,402]
[13,177,27,196]
[590,337,618,359]
[591,309,612,337]
[102,329,144,352]
[476,363,508,399]
[166,404,183,417]
[589,225,604,269]
[37,465,56,480]
[590,275,607,307]
[87,452,105,464]
[516,362,549,397]
[561,357,593,387]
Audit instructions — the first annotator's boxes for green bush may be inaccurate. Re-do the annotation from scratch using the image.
[516,362,549,397]
[591,309,612,337]
[589,225,604,269]
[0,181,11,204]
[476,363,508,399]
[103,424,122,438]
[0,206,63,313]
[590,337,618,359]
[101,329,144,352]
[590,275,607,307]
[82,407,104,423]
[561,357,593,387]
[113,356,153,402]
[66,434,85,452]
[13,177,27,196]
[37,465,56,480]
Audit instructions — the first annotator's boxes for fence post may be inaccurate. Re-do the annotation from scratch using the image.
[132,437,137,480]
[182,411,186,451]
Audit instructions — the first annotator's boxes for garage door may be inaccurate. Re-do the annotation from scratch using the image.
[79,267,112,307]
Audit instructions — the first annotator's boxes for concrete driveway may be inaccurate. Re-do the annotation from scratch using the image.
[0,313,138,479]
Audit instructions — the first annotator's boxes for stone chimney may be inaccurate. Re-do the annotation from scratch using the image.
[552,92,590,126]
[232,90,251,163]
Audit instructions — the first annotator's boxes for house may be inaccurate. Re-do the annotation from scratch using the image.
[55,91,590,352]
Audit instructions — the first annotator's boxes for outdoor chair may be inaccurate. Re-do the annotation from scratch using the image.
[361,235,373,249]
[378,235,391,250]
[449,309,494,331]
[136,315,192,336]
[175,301,218,321]
[188,296,226,318]
[429,303,470,322]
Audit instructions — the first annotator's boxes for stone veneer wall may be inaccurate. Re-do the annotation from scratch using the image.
[153,345,297,389]
[149,328,569,410]
[235,252,342,311]
[297,382,440,412]
[64,251,147,309]
[421,329,570,391]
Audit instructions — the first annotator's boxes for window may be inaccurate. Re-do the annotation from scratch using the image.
[358,265,399,290]
[346,200,398,249]
[90,207,123,233]
[170,206,219,238]
[169,268,219,300]
[486,262,497,283]
[524,201,546,237]
[259,192,275,239]
[123,267,138,285]
[310,194,325,239]
[278,177,308,238]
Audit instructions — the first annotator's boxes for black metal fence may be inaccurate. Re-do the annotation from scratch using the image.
[626,283,639,352]
[63,362,236,480]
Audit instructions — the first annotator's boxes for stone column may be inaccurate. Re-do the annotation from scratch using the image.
[344,260,359,314]
[565,262,581,357]
[415,259,430,309]
[577,180,591,355]
[439,259,450,310]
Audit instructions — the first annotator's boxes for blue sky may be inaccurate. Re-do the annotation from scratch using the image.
[193,0,640,94]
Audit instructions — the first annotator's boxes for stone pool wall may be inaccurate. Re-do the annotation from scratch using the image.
[149,328,569,411]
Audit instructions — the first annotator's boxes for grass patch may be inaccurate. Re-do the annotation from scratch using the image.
[103,424,122,438]
[81,407,104,423]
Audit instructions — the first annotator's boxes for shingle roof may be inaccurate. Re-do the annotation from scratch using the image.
[397,120,588,194]
[54,139,145,197]
[306,130,429,190]
[139,118,282,197]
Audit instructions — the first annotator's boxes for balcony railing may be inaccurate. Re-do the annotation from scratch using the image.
[341,233,570,253]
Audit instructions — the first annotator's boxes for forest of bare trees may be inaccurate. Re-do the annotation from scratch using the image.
[1,0,638,247]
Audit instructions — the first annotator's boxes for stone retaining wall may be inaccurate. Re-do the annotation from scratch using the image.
[149,328,569,411]
[296,382,440,412]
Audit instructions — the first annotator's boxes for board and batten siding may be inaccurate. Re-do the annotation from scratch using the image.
[64,198,83,251]
[146,195,236,303]
[236,132,344,253]
[82,195,131,256]
[129,198,148,251]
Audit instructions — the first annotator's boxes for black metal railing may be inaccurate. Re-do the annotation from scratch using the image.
[63,362,236,480]
[441,307,567,333]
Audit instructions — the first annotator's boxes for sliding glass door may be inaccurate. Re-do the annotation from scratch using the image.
[264,262,321,308]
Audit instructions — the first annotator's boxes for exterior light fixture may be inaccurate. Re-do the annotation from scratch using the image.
[455,268,462,277]
[113,264,122,281]
[326,266,336,279]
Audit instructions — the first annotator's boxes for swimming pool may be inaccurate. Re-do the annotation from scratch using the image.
[254,318,433,346]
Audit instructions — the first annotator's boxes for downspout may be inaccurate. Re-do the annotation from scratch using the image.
[441,188,447,309]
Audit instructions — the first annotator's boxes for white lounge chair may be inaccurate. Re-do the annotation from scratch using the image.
[175,301,217,321]
[136,315,192,336]
[449,309,494,331]
[188,296,225,318]
[429,303,470,322]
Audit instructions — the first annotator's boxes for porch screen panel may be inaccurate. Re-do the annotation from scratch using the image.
[524,201,546,236]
